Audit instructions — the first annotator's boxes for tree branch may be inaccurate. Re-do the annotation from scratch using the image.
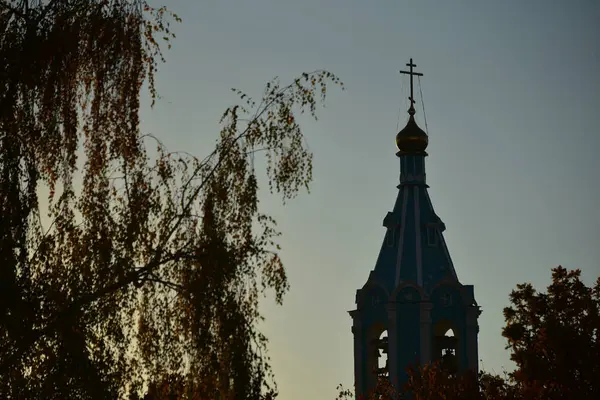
[144,274,186,293]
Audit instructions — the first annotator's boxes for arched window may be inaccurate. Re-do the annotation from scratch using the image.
[367,325,389,392]
[433,322,459,375]
[375,330,389,377]
[439,328,458,374]
[443,328,455,355]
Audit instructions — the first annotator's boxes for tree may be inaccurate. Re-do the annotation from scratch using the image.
[502,266,600,399]
[404,362,480,400]
[404,362,520,400]
[0,1,343,398]
[335,365,506,400]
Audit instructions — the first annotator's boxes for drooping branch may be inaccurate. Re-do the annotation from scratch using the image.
[2,2,344,398]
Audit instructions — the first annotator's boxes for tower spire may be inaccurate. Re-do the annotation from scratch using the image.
[399,58,423,116]
[350,62,480,398]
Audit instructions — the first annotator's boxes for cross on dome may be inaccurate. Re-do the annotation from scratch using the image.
[399,58,423,116]
[396,58,428,153]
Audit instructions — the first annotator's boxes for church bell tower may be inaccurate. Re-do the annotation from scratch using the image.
[349,59,480,398]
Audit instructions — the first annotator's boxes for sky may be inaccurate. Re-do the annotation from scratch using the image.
[140,1,600,398]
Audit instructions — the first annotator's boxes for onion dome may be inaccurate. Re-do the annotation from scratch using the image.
[396,107,428,153]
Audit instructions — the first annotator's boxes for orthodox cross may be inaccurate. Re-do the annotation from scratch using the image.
[399,58,423,114]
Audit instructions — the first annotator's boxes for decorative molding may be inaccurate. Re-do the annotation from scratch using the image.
[395,188,409,286]
[429,280,462,295]
[465,306,480,373]
[383,211,395,228]
[419,302,433,365]
[360,277,391,299]
[414,186,423,286]
[400,174,426,184]
[391,280,428,302]
[348,309,362,325]
[352,319,365,396]
[385,302,397,313]
[419,302,433,323]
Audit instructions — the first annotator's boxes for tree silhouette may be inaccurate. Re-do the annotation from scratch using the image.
[502,266,600,399]
[0,1,342,398]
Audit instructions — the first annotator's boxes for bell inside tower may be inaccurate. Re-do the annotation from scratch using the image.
[433,325,458,375]
[362,325,390,392]
[374,330,389,377]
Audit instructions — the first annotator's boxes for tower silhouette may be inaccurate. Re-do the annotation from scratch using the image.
[349,59,480,398]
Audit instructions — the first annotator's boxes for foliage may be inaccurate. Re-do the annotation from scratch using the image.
[404,363,479,400]
[502,266,600,399]
[0,0,343,398]
[335,377,398,400]
[404,363,524,400]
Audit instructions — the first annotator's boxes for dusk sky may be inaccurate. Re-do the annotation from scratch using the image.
[140,1,600,398]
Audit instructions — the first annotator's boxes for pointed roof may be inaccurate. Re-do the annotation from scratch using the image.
[370,179,459,295]
[363,59,459,296]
